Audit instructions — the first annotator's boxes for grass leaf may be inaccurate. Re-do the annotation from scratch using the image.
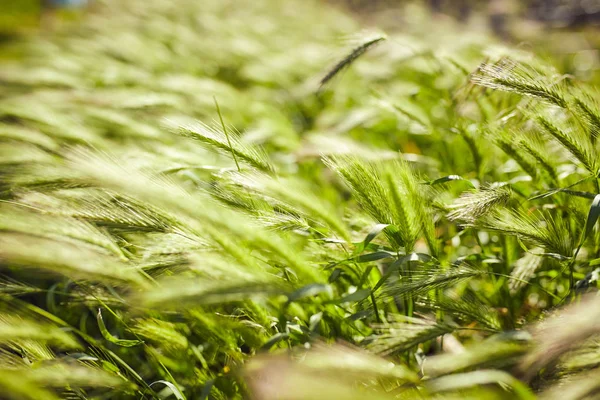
[97,309,143,348]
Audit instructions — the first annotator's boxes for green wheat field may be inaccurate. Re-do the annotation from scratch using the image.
[1,0,600,399]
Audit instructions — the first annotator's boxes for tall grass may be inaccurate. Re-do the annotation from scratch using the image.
[1,0,600,399]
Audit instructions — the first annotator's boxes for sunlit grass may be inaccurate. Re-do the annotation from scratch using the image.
[1,0,600,399]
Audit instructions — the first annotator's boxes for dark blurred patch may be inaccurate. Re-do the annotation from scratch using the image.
[331,0,600,34]
[528,0,600,27]
[0,0,41,35]
[0,0,90,37]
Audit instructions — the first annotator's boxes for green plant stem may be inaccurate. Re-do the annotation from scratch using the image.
[213,96,241,172]
[568,243,584,297]
[406,259,414,318]
[371,292,382,323]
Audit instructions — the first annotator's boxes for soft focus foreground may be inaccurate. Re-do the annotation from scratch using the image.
[1,0,600,399]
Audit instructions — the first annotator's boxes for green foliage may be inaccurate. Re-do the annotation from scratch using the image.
[1,0,600,399]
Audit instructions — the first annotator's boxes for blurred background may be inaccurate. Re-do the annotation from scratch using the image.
[2,1,600,58]
[1,0,599,139]
[2,1,600,33]
[339,0,600,27]
[4,0,597,82]
[1,0,599,93]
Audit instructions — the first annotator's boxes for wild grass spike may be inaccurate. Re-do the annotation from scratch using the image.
[319,32,387,89]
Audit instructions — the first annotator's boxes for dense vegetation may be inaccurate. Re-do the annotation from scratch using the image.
[2,0,600,399]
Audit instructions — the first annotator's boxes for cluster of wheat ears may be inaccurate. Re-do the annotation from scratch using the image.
[1,0,600,399]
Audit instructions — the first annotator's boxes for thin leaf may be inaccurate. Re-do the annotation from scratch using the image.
[427,370,536,400]
[96,309,143,348]
[149,380,186,400]
[425,175,474,188]
[583,194,600,242]
[287,284,332,303]
[354,223,390,254]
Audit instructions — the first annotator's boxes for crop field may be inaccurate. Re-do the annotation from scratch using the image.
[1,0,600,399]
